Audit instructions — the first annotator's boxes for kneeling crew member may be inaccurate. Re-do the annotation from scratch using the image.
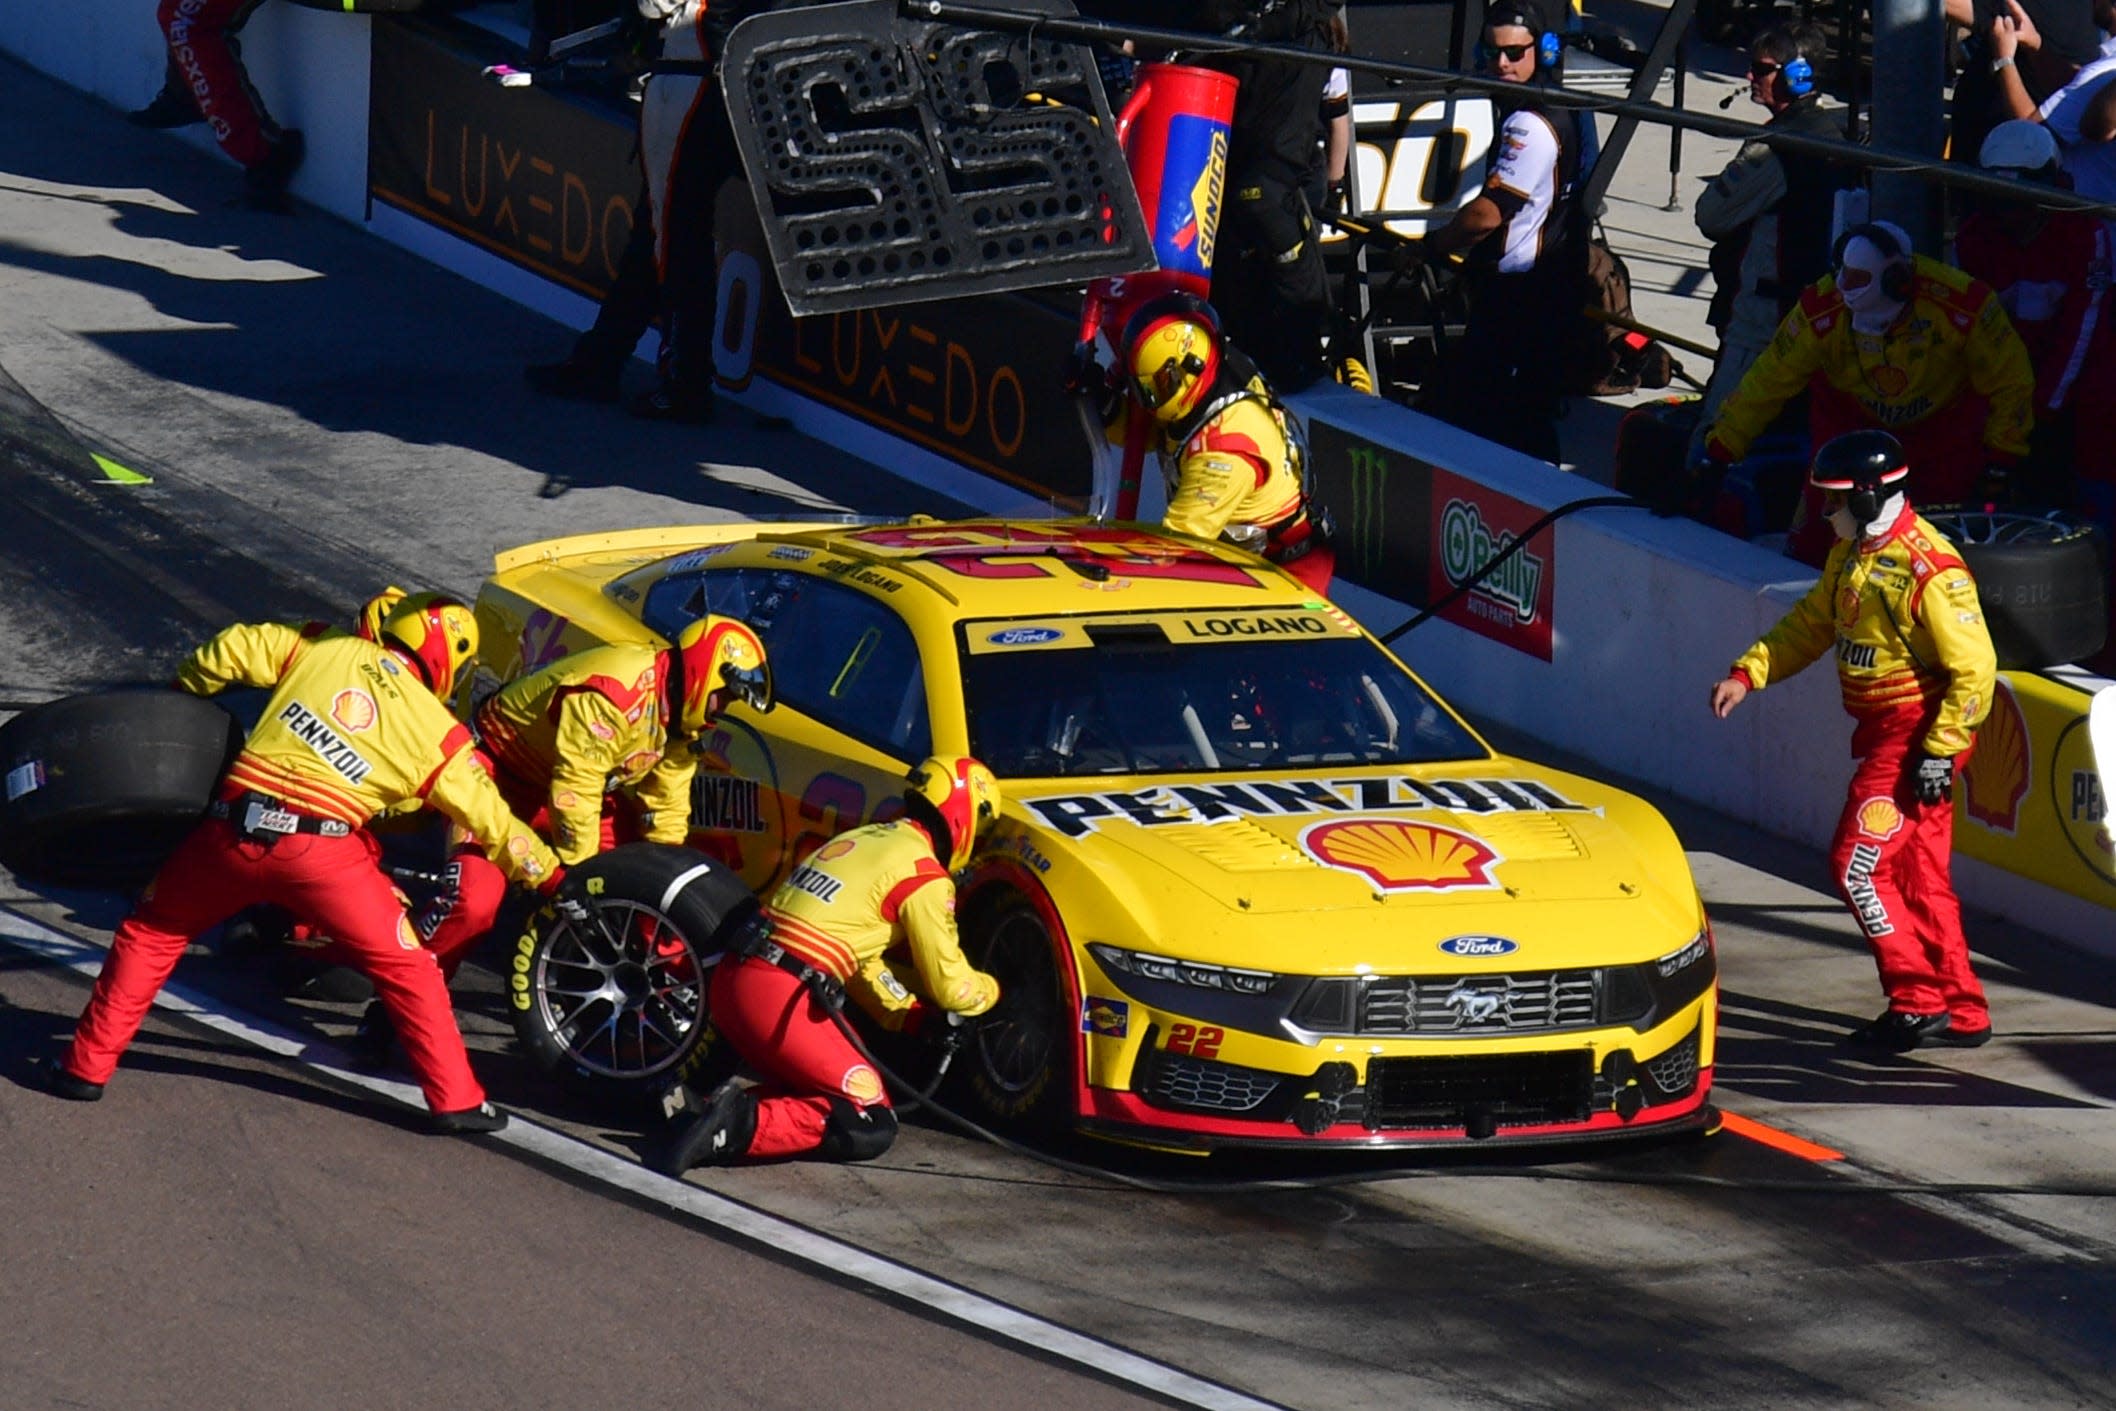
[1114,294,1336,594]
[418,616,771,976]
[1708,431,1998,1051]
[656,755,1005,1171]
[48,596,563,1132]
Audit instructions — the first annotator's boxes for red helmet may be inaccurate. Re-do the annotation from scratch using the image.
[380,593,479,698]
[671,616,771,737]
[903,755,1002,871]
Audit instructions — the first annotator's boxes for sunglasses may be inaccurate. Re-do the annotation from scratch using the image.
[1484,41,1535,62]
[1748,60,1783,78]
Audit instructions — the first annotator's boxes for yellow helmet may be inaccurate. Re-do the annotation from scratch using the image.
[903,755,1001,871]
[1124,295,1222,422]
[380,593,479,698]
[672,616,772,737]
[355,585,408,643]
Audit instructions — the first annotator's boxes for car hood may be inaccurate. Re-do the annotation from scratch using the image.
[1002,762,1699,970]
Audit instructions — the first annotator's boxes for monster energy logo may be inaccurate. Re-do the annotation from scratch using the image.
[1345,444,1389,566]
[1440,498,1542,625]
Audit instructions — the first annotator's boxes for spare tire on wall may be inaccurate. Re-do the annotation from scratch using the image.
[1920,507,2109,671]
[0,689,245,889]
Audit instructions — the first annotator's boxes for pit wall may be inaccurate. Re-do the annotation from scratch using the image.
[8,7,2110,952]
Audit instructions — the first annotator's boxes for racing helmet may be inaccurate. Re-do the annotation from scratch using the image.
[355,585,408,643]
[1809,430,1909,524]
[1979,119,2062,182]
[1123,294,1223,423]
[380,593,479,698]
[902,754,1002,871]
[671,615,772,737]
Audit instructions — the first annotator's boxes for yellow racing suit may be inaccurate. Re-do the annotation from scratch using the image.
[1727,504,1997,1029]
[710,817,1000,1160]
[471,642,693,863]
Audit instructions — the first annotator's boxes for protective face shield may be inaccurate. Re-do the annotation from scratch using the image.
[1835,225,1913,335]
[381,593,479,697]
[903,755,1002,871]
[672,616,772,738]
[1128,315,1220,423]
[1826,490,1906,541]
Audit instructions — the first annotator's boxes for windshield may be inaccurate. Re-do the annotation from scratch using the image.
[962,618,1485,778]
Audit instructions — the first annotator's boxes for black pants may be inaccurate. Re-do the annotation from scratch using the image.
[1430,264,1572,464]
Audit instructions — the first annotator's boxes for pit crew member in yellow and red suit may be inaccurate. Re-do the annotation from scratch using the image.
[653,755,1005,1171]
[1104,292,1336,595]
[1700,222,2036,565]
[1709,432,1999,1052]
[416,616,772,977]
[46,596,562,1132]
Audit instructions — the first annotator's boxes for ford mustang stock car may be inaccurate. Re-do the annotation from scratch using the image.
[475,517,1717,1150]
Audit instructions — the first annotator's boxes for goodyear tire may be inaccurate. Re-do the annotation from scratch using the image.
[1922,506,2108,670]
[960,896,1074,1134]
[509,842,756,1102]
[0,689,244,889]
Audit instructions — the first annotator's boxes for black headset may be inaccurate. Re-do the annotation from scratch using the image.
[1831,223,1916,302]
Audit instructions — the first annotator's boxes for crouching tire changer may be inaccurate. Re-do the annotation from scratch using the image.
[654,756,1005,1172]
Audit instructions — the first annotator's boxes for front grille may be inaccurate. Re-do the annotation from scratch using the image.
[1364,1051,1595,1129]
[1358,971,1599,1035]
[1642,1027,1701,1104]
[1140,1051,1284,1114]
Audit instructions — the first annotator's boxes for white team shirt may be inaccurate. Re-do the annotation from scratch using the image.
[2039,55,2116,204]
[1485,107,1563,274]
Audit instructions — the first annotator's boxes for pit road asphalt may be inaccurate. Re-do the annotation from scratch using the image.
[3,49,2116,1411]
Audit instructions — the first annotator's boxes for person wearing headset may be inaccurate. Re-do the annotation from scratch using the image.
[1709,431,1997,1054]
[1693,22,1853,437]
[1418,1,1585,463]
[1698,219,2036,564]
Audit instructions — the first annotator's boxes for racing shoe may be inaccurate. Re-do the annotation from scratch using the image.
[628,380,716,425]
[1845,1008,1951,1053]
[652,1081,757,1174]
[429,1101,509,1135]
[243,129,306,212]
[351,999,396,1069]
[41,1057,105,1102]
[129,82,204,129]
[1926,1020,1995,1048]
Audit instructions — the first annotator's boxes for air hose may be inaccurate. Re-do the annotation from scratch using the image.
[1378,494,1642,645]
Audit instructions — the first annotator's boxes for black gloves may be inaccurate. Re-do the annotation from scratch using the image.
[1913,752,1955,806]
[1060,340,1124,424]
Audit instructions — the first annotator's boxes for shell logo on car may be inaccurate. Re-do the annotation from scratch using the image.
[1300,819,1502,892]
[1963,679,2030,835]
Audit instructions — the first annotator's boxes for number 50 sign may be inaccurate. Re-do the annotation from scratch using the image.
[1333,97,1496,241]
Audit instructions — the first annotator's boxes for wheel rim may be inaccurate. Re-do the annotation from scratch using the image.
[974,909,1067,1101]
[531,899,708,1081]
[1924,507,2084,546]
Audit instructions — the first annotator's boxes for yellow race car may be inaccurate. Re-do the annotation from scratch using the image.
[475,518,1716,1149]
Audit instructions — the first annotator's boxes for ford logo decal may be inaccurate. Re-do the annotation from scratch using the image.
[1438,935,1518,958]
[988,626,1063,646]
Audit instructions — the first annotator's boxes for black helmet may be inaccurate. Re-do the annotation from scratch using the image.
[1809,430,1909,523]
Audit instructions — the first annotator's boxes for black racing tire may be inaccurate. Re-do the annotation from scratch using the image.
[508,842,756,1102]
[0,689,244,889]
[959,895,1075,1135]
[1921,506,2109,670]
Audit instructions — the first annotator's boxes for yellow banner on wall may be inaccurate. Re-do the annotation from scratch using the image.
[1957,671,2115,906]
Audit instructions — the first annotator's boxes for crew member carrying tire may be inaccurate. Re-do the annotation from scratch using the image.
[1708,432,2000,1052]
[654,755,1005,1172]
[416,616,771,978]
[1104,292,1336,594]
[44,595,563,1132]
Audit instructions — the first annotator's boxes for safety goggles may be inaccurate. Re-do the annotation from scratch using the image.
[1837,266,1875,292]
[720,660,774,713]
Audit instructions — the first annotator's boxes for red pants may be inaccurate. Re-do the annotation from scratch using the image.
[65,819,486,1113]
[1785,387,1990,565]
[708,955,889,1159]
[160,0,273,167]
[1827,716,1990,1029]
